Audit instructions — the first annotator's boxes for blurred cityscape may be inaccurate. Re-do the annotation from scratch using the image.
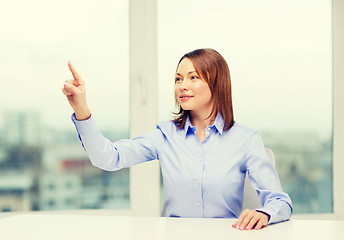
[0,111,129,212]
[261,130,332,214]
[0,111,332,214]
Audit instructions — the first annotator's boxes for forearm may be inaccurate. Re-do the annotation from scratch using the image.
[72,114,121,171]
[72,114,161,171]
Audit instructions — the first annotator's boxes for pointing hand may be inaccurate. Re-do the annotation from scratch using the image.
[62,62,91,120]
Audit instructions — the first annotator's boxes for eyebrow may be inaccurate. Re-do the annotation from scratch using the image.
[176,71,197,76]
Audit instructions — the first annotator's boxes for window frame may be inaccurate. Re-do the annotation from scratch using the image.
[128,0,160,216]
[331,0,344,221]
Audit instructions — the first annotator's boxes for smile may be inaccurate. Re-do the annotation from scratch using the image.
[179,95,194,101]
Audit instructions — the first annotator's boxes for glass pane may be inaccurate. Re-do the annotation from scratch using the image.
[0,0,129,211]
[158,0,332,214]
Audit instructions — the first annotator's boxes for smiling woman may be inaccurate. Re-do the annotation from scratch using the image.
[173,49,234,133]
[158,0,332,216]
[174,59,213,142]
[65,47,292,230]
[175,59,213,123]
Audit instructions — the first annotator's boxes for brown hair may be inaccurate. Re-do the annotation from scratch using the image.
[173,48,235,131]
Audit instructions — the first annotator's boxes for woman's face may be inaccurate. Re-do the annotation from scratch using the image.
[175,58,213,115]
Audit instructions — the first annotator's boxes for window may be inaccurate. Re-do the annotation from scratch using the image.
[0,0,130,212]
[1,0,338,218]
[158,0,332,214]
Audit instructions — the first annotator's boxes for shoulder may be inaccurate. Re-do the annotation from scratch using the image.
[157,120,178,131]
[228,122,257,137]
[230,123,267,155]
[156,120,184,138]
[157,120,175,127]
[225,122,264,148]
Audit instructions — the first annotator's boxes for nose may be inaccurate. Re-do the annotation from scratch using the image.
[178,80,189,91]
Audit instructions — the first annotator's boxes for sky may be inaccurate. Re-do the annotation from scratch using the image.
[0,0,332,136]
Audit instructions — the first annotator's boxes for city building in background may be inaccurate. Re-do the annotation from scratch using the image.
[0,111,129,212]
[261,131,332,214]
[0,0,130,213]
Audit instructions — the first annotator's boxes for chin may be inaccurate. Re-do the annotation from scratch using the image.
[179,105,192,111]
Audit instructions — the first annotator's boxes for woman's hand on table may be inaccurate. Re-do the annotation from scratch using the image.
[232,209,269,230]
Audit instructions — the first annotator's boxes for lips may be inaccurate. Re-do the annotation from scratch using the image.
[179,94,194,101]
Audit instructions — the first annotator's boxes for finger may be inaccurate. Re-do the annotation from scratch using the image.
[233,219,243,229]
[240,216,253,230]
[65,79,75,85]
[245,215,260,230]
[63,82,79,96]
[254,214,268,230]
[68,61,84,84]
[233,213,246,229]
[234,209,250,230]
[254,218,267,230]
[62,87,73,96]
[239,211,255,230]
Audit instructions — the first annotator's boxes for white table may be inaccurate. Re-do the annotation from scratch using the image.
[0,214,343,240]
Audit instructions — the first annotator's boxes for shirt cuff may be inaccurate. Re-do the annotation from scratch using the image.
[71,113,99,136]
[255,208,274,224]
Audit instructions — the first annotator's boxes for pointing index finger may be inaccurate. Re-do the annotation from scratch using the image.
[68,61,83,84]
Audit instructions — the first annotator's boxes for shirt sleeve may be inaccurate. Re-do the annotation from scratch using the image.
[71,113,164,171]
[244,131,293,224]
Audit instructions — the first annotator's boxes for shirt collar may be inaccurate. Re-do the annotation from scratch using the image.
[213,113,224,135]
[183,113,224,137]
[183,115,195,137]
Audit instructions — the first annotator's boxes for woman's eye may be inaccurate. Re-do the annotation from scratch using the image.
[175,77,182,82]
[191,76,199,80]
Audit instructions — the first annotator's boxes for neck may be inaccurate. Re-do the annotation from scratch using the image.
[190,110,215,132]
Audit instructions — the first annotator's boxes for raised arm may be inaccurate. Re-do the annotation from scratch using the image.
[62,62,91,120]
[62,62,164,171]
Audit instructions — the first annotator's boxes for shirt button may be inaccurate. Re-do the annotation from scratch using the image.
[207,127,211,131]
[196,202,201,206]
[204,138,208,142]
